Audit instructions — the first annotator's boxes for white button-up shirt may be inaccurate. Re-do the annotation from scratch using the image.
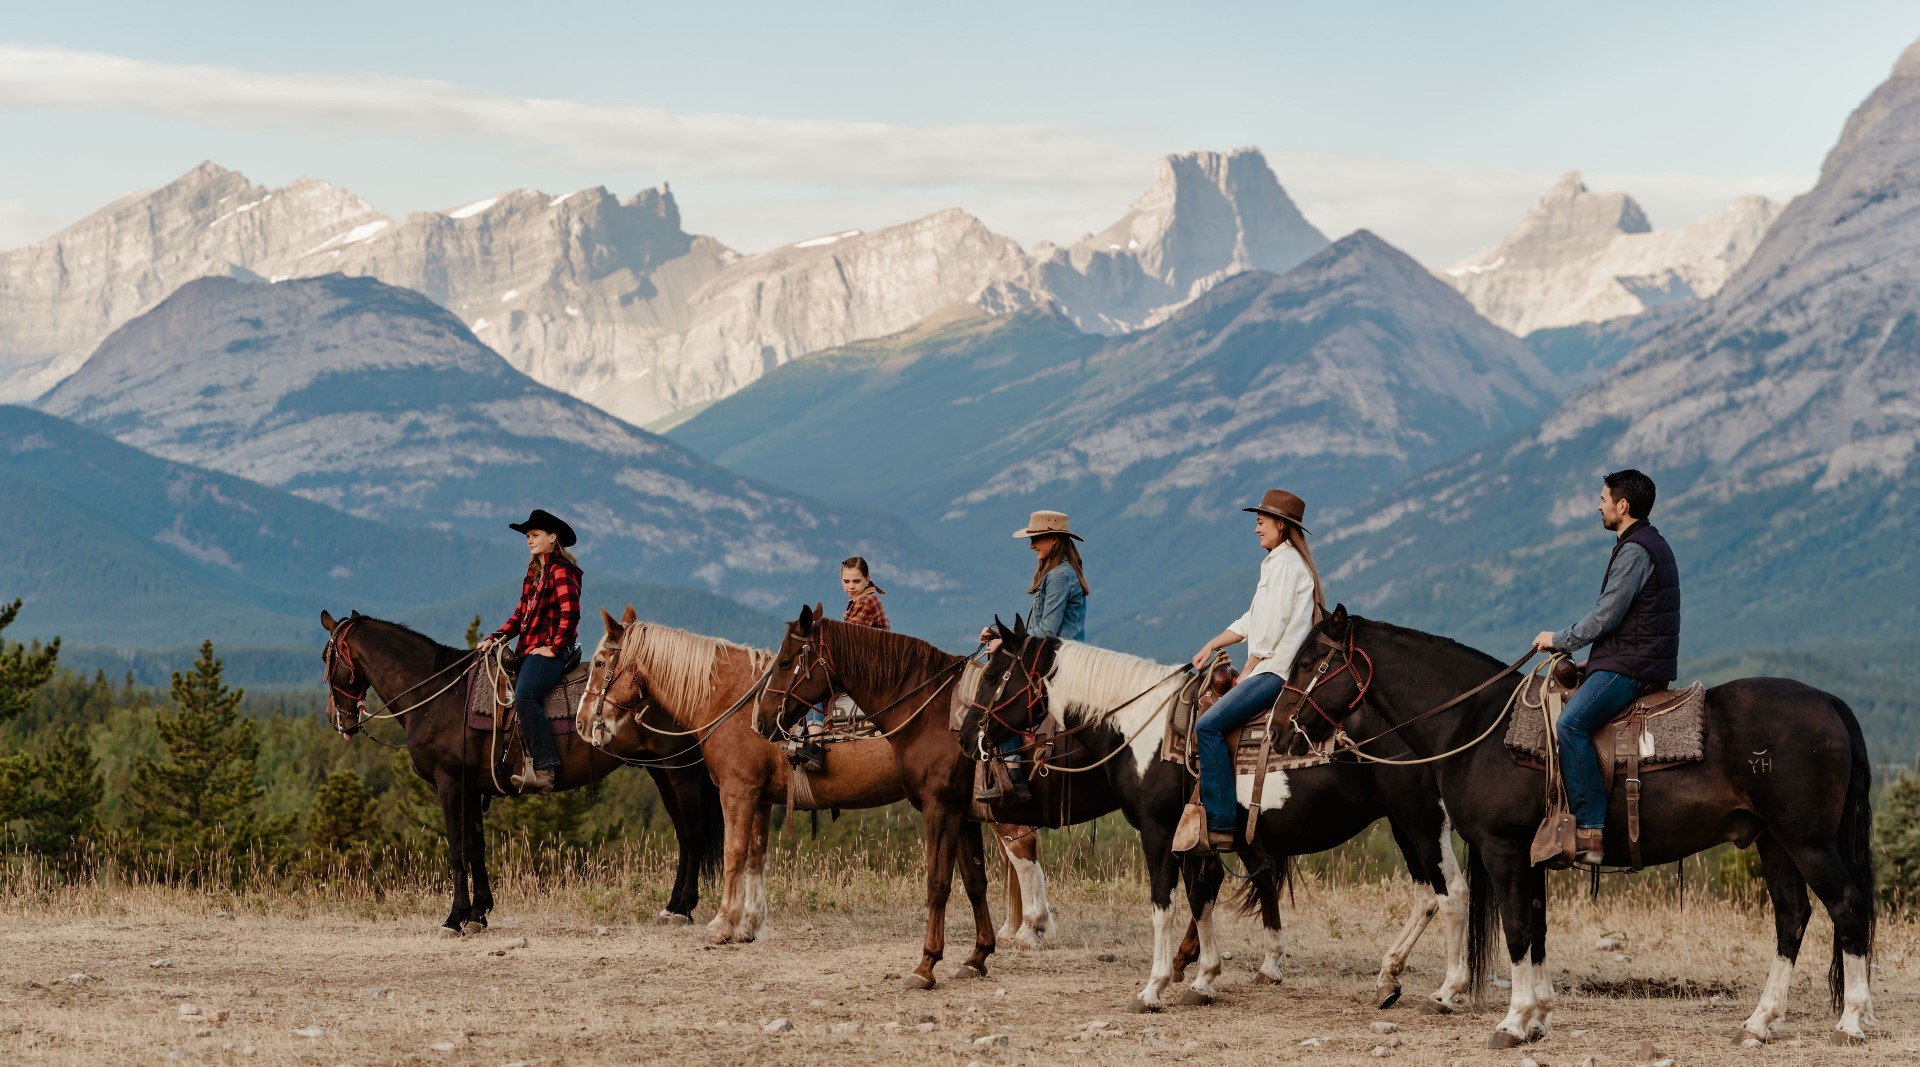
[1228,543,1318,680]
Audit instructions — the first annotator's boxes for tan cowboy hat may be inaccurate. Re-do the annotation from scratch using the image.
[1011,510,1083,542]
[1242,489,1310,533]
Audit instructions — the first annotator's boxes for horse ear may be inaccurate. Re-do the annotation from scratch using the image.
[797,604,814,626]
[815,602,825,619]
[600,607,622,637]
[620,604,637,626]
[1012,614,1027,636]
[1330,603,1349,630]
[320,610,337,633]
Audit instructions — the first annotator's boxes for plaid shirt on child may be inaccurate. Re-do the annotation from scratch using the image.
[491,557,582,654]
[844,590,889,630]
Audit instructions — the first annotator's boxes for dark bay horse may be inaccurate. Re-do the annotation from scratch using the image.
[1290,607,1875,1048]
[319,610,722,934]
[767,606,1032,989]
[962,619,1469,1013]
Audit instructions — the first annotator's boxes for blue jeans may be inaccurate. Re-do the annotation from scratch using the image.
[1555,669,1643,830]
[1000,733,1028,785]
[514,650,569,771]
[1196,672,1286,834]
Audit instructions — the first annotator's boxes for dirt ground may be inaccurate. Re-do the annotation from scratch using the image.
[3,870,1917,1066]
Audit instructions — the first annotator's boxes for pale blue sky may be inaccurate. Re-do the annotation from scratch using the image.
[1,1,1914,264]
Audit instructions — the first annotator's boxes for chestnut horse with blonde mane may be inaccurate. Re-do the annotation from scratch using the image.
[576,606,1056,948]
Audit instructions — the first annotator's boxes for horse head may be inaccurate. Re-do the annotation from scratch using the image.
[319,609,370,736]
[577,604,645,748]
[959,614,1053,760]
[767,603,834,737]
[1281,604,1375,744]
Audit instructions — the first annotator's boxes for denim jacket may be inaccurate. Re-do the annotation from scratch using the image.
[1028,563,1086,641]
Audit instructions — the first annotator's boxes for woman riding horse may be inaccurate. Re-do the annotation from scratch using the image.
[793,555,891,772]
[1185,489,1325,853]
[475,508,582,795]
[978,509,1089,803]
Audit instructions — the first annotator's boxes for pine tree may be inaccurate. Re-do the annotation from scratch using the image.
[307,769,378,855]
[465,614,484,649]
[24,726,103,857]
[127,641,272,868]
[0,597,59,825]
[1877,771,1920,915]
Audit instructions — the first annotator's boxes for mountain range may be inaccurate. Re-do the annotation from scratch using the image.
[34,273,949,613]
[1445,172,1781,335]
[1319,39,1920,666]
[673,229,1561,642]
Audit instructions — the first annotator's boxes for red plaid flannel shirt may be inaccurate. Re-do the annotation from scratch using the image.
[844,590,889,630]
[491,557,581,655]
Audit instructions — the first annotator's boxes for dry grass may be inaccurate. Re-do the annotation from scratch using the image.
[3,844,1918,1065]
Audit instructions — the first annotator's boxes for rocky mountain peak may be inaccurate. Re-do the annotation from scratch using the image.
[1894,35,1920,80]
[1446,171,1775,334]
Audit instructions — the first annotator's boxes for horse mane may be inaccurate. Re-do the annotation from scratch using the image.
[361,616,460,656]
[1350,615,1506,672]
[626,621,771,714]
[818,618,953,671]
[1044,641,1183,725]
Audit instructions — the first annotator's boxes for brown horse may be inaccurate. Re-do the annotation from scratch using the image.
[319,610,723,933]
[576,606,1056,948]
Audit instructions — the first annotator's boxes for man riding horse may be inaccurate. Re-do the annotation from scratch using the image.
[1530,468,1680,866]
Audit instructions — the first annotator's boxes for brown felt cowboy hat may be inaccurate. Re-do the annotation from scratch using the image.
[508,508,577,548]
[1010,510,1083,542]
[1242,489,1310,534]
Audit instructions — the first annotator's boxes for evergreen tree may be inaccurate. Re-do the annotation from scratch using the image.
[307,769,378,855]
[1877,771,1920,915]
[0,597,59,824]
[465,614,484,649]
[23,726,102,857]
[127,641,275,868]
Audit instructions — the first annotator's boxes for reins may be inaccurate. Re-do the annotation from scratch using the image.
[966,633,1192,775]
[766,626,986,744]
[323,617,480,737]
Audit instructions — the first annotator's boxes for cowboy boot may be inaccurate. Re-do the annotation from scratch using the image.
[1574,828,1605,866]
[795,742,827,774]
[512,757,555,795]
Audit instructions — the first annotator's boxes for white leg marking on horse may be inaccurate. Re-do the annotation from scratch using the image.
[1741,955,1795,1043]
[1836,952,1872,1039]
[739,869,769,942]
[1432,823,1469,1009]
[1009,854,1052,948]
[1259,917,1286,983]
[1378,881,1437,995]
[1191,901,1223,996]
[1495,958,1534,1041]
[1137,905,1175,1009]
[1530,952,1555,1037]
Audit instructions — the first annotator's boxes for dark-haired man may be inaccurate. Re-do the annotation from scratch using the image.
[1531,469,1681,865]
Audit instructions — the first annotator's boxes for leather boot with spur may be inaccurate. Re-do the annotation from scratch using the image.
[1574,828,1605,866]
[512,758,555,795]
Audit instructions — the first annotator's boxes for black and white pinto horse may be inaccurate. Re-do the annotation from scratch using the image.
[1291,607,1876,1048]
[963,619,1469,1013]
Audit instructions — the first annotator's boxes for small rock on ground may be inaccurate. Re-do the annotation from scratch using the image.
[763,1018,792,1034]
[1369,1021,1398,1034]
[429,1041,458,1052]
[973,1034,1008,1047]
[1370,1046,1391,1057]
[64,972,95,984]
[505,937,529,949]
[1595,936,1622,951]
[179,1004,203,1018]
[292,1026,326,1038]
[150,958,173,968]
[1299,1036,1333,1048]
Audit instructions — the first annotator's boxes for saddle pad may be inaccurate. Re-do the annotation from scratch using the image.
[1503,679,1705,765]
[1160,686,1330,774]
[465,659,584,735]
[948,662,986,732]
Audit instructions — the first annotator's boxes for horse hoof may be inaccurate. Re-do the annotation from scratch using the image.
[1829,1030,1867,1047]
[1419,999,1454,1016]
[704,928,734,946]
[1487,1031,1526,1049]
[434,926,462,940]
[461,921,487,936]
[1376,986,1402,1010]
[1126,997,1161,1014]
[1170,988,1213,1007]
[900,974,934,992]
[655,911,693,927]
[1255,970,1283,986]
[1734,1030,1767,1047]
[954,963,986,980]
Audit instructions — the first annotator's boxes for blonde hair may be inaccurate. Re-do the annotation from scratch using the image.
[1027,535,1090,596]
[525,543,583,581]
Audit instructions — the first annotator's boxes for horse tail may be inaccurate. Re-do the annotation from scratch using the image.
[696,768,725,882]
[1465,842,1499,1000]
[1231,854,1290,929]
[1828,693,1876,1011]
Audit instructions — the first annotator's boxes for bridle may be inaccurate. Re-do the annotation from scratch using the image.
[578,636,650,747]
[322,618,370,736]
[764,626,835,736]
[1280,626,1375,741]
[964,632,1051,762]
[764,619,982,742]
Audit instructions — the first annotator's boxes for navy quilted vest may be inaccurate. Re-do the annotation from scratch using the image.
[1584,521,1681,683]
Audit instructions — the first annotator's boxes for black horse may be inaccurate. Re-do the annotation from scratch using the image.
[959,617,1471,1013]
[319,610,721,934]
[1287,606,1875,1048]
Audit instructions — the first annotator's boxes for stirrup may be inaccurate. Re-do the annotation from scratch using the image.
[1574,828,1604,866]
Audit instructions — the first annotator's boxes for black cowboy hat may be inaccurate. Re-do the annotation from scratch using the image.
[508,508,577,547]
[1242,489,1310,534]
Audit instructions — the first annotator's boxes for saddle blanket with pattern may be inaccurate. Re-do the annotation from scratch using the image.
[1504,679,1707,765]
[465,660,587,735]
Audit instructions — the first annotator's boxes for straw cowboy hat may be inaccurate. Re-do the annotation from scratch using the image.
[508,508,578,548]
[1242,489,1310,534]
[1010,510,1083,542]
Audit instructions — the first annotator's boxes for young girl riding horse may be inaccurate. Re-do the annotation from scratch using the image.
[475,508,583,794]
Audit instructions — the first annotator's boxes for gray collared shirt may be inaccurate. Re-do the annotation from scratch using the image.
[1554,540,1652,652]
